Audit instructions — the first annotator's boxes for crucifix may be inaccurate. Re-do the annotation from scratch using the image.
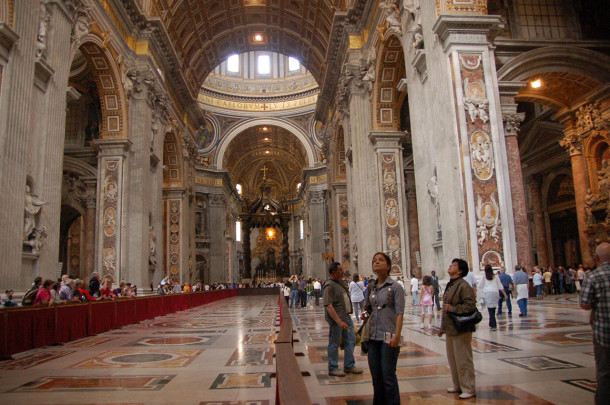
[261,165,268,180]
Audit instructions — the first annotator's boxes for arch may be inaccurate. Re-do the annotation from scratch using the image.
[215,118,316,169]
[69,34,129,140]
[63,156,97,178]
[541,168,573,211]
[497,46,610,83]
[163,132,184,187]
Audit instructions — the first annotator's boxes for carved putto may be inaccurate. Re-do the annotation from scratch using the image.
[470,131,494,181]
[576,102,605,133]
[476,192,501,245]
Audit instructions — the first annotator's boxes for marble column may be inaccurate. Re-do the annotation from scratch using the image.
[82,177,97,280]
[503,112,532,269]
[527,175,549,268]
[406,181,422,278]
[559,125,594,266]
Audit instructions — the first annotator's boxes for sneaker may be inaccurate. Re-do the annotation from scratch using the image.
[427,324,432,329]
[420,322,425,328]
[447,387,461,393]
[329,370,346,377]
[459,393,475,399]
[344,367,363,374]
[490,327,497,331]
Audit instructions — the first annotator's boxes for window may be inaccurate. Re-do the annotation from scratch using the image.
[236,221,241,242]
[227,54,239,73]
[517,0,567,39]
[288,57,300,71]
[257,54,270,75]
[300,219,304,240]
[236,184,242,195]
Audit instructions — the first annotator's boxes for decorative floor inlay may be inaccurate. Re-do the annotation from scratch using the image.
[8,375,175,392]
[471,338,520,353]
[325,385,555,404]
[65,336,118,347]
[126,335,220,347]
[226,347,274,366]
[153,329,227,334]
[199,401,270,405]
[499,355,583,371]
[517,330,593,346]
[315,363,452,384]
[562,378,597,393]
[0,350,75,370]
[209,373,272,389]
[69,349,203,368]
[241,333,275,345]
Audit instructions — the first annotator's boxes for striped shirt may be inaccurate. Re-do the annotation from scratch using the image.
[580,262,610,347]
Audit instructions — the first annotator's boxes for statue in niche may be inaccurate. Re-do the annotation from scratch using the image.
[24,226,47,254]
[149,226,157,266]
[24,185,46,241]
[427,175,441,231]
[584,189,598,226]
[36,2,50,60]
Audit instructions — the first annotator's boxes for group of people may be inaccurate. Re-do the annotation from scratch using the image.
[156,278,284,295]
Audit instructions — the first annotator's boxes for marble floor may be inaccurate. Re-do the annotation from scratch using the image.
[0,293,596,404]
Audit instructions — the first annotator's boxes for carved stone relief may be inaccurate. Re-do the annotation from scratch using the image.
[469,130,494,181]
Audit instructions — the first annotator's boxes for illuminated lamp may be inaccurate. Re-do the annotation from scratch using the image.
[530,79,542,88]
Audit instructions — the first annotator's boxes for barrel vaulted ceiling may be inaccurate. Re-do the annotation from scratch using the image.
[150,0,348,95]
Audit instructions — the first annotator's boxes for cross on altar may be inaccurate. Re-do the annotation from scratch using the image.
[261,165,268,179]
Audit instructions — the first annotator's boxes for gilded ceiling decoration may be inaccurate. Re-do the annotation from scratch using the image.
[516,72,601,111]
[151,0,342,94]
[223,125,307,199]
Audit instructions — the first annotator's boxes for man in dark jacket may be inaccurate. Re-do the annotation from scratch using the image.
[88,272,101,298]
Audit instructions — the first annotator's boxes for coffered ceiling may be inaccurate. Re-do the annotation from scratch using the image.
[223,125,308,198]
[516,72,601,111]
[153,0,347,95]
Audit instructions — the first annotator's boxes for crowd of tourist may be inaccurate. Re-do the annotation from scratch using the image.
[155,276,283,295]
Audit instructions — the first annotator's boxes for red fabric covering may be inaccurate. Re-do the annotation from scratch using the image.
[54,303,88,343]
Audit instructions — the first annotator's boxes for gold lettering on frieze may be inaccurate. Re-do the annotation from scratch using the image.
[195,177,223,187]
[197,94,318,111]
[309,174,328,184]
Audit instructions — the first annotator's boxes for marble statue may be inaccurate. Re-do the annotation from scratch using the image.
[24,185,46,241]
[24,226,47,254]
[380,0,401,30]
[584,188,597,225]
[427,175,441,231]
[149,226,157,266]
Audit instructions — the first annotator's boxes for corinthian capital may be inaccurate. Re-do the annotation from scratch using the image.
[559,133,583,156]
[502,112,525,136]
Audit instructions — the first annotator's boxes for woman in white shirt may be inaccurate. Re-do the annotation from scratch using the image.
[479,265,507,331]
[349,274,366,322]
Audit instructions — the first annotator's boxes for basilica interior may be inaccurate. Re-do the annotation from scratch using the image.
[0,0,609,291]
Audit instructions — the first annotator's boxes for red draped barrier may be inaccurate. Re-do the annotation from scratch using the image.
[0,290,238,360]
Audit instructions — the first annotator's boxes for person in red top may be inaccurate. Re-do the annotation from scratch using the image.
[99,277,116,300]
[74,279,97,301]
[33,279,53,306]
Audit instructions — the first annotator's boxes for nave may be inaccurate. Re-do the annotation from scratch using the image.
[0,294,596,404]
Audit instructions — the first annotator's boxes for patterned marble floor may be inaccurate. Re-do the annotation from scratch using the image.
[0,293,596,404]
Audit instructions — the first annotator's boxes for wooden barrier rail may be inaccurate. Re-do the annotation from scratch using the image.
[0,289,237,359]
[275,292,312,405]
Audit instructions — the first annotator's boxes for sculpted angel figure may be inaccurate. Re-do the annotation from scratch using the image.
[380,0,401,30]
[24,185,47,241]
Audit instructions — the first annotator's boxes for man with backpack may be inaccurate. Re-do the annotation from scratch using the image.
[22,276,42,306]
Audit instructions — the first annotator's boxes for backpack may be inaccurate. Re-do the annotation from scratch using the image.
[22,287,39,306]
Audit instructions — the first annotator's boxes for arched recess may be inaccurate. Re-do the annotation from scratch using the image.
[163,132,184,187]
[69,32,129,139]
[372,35,406,131]
[215,118,315,169]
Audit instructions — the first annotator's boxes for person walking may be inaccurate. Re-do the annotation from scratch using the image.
[513,265,529,317]
[349,274,366,322]
[497,267,513,316]
[410,274,419,305]
[580,242,610,405]
[420,275,434,329]
[533,268,544,300]
[313,278,322,306]
[479,265,507,331]
[438,259,477,399]
[364,252,404,404]
[431,271,441,311]
[323,262,362,377]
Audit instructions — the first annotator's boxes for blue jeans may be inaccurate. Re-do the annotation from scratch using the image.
[497,288,512,315]
[328,317,356,372]
[290,290,298,308]
[536,284,543,297]
[307,293,313,307]
[517,298,527,316]
[411,291,418,305]
[367,340,401,405]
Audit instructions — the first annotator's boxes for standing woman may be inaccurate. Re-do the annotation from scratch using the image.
[479,265,507,331]
[349,274,366,322]
[364,252,405,405]
[438,258,477,399]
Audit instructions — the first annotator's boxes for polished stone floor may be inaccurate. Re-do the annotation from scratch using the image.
[0,293,596,404]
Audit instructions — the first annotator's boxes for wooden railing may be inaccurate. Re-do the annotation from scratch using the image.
[275,293,312,405]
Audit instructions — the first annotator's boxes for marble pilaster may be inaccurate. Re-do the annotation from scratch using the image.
[307,189,327,280]
[405,179,422,278]
[559,124,594,266]
[208,194,227,283]
[527,175,549,268]
[0,0,39,289]
[82,178,97,280]
[92,139,131,281]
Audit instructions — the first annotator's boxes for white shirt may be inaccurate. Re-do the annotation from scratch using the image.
[313,280,321,290]
[464,272,477,288]
[410,278,419,292]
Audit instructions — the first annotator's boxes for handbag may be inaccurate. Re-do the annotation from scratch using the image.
[356,316,370,355]
[449,309,483,332]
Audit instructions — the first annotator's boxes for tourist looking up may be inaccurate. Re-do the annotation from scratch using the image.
[364,252,404,404]
[323,262,362,377]
[438,258,477,399]
[580,242,610,405]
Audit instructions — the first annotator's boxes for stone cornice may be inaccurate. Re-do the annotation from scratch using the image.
[432,15,504,52]
[369,131,407,150]
[0,22,18,63]
[91,138,132,157]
